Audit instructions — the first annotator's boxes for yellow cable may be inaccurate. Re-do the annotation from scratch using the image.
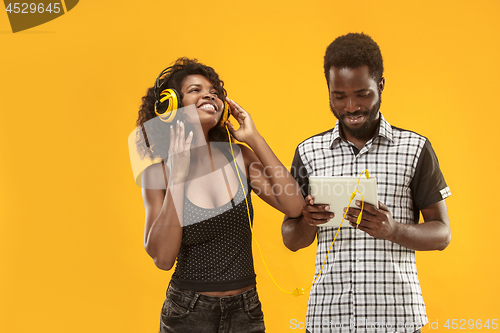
[225,125,369,296]
[302,170,368,293]
[225,126,294,295]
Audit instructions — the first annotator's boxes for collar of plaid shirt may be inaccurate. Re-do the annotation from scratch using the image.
[329,112,395,150]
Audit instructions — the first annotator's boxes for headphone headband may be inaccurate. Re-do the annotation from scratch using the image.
[154,67,172,100]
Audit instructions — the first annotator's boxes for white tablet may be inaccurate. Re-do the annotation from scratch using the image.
[308,176,378,228]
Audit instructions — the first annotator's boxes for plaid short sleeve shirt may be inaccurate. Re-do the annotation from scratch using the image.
[290,114,450,333]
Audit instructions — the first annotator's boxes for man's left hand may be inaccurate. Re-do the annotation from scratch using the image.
[344,201,398,241]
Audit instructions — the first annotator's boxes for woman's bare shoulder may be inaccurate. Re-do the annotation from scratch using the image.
[142,162,167,190]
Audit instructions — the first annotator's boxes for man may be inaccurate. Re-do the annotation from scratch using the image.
[282,33,451,333]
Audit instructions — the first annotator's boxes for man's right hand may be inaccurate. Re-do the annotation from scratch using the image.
[282,194,333,251]
[302,195,335,226]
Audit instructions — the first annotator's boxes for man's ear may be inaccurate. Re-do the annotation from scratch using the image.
[379,77,385,93]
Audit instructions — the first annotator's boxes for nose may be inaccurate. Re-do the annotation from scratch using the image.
[202,90,215,100]
[343,98,359,113]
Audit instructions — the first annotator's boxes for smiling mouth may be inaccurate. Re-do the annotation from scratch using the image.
[345,114,364,124]
[198,103,217,112]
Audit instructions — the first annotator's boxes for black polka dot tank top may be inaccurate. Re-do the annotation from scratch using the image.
[170,148,256,292]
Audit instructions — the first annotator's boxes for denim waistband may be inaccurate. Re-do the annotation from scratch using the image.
[166,284,259,313]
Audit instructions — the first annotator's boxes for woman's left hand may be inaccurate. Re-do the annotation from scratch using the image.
[225,98,261,145]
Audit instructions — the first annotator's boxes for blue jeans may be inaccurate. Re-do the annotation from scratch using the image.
[159,284,265,333]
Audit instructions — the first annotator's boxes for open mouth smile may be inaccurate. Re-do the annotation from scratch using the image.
[198,102,218,113]
[345,114,364,124]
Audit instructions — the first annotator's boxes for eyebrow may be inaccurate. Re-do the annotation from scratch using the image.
[186,83,216,90]
[332,89,371,94]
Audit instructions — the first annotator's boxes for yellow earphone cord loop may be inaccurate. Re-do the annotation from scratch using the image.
[306,172,367,290]
[226,125,368,296]
[225,126,293,295]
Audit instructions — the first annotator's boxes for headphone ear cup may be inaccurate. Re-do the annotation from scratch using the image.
[155,88,181,123]
[218,100,230,127]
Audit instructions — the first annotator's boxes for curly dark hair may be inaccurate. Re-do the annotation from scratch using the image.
[136,57,230,160]
[323,33,384,83]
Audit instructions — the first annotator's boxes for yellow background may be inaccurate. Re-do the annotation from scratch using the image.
[1,0,499,332]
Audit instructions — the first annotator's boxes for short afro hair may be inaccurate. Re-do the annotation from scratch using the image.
[324,33,384,83]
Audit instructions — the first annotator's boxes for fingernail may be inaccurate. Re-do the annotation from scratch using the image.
[325,206,330,211]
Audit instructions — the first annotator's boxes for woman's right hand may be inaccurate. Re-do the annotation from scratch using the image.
[165,120,193,185]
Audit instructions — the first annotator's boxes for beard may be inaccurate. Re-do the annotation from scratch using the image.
[330,97,381,139]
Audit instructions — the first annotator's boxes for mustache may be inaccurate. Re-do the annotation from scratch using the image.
[339,111,370,118]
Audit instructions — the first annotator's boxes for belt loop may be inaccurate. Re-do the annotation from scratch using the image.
[242,290,250,312]
[188,292,200,311]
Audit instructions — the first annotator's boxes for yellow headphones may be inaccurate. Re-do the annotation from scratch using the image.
[154,88,179,123]
[153,67,230,126]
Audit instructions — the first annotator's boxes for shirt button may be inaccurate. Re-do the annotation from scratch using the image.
[356,230,360,235]
[355,287,360,292]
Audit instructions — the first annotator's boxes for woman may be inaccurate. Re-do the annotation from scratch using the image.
[136,57,304,333]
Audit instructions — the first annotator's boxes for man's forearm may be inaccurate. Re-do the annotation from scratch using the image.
[389,220,451,251]
[389,200,451,251]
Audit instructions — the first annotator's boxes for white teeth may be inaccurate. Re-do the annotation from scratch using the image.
[200,104,215,111]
